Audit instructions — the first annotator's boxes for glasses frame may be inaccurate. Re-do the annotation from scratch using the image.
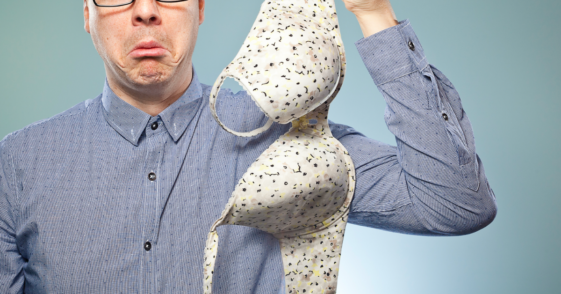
[93,0,188,8]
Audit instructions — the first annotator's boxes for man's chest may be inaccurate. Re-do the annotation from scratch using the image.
[16,129,232,251]
[14,116,287,292]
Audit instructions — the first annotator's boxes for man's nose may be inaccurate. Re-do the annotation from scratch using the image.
[132,0,162,26]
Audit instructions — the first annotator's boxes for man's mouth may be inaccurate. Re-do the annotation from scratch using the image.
[129,40,168,58]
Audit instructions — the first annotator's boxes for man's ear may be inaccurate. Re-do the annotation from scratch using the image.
[198,0,205,25]
[84,0,91,34]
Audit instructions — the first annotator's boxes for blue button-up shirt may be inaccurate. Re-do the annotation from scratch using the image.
[0,19,497,294]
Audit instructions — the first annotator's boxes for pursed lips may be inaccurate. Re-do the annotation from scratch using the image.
[129,40,168,58]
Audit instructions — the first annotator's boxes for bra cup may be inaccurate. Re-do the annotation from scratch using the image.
[210,0,343,128]
[204,112,356,294]
[221,121,350,234]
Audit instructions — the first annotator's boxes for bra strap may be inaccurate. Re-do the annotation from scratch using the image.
[203,230,219,294]
[209,73,274,137]
[276,215,349,294]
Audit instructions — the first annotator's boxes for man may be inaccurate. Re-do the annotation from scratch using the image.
[0,0,497,293]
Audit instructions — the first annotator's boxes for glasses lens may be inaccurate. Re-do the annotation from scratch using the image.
[95,0,133,7]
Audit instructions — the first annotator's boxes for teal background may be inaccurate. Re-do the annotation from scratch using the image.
[0,1,559,293]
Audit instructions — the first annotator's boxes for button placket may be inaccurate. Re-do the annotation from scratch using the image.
[141,131,165,290]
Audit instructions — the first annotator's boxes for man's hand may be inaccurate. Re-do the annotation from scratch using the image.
[340,0,399,38]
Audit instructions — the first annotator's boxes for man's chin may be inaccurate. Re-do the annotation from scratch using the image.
[126,60,175,85]
[127,70,172,88]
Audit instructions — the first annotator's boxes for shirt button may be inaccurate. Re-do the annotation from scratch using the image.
[442,113,449,121]
[144,241,152,251]
[151,122,159,130]
[408,40,415,51]
[148,172,157,181]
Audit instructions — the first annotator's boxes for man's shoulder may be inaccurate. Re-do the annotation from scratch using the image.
[1,95,102,153]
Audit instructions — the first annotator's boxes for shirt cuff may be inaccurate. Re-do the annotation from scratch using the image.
[354,19,429,86]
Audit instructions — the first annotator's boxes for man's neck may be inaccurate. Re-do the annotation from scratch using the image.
[106,66,193,117]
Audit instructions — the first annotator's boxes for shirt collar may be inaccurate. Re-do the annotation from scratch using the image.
[101,67,203,146]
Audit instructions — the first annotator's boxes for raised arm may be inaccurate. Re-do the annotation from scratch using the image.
[332,1,497,236]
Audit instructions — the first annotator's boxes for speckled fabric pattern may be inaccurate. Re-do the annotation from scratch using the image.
[205,0,354,293]
[209,0,345,137]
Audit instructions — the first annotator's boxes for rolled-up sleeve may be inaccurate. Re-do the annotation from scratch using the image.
[330,19,497,236]
[0,135,25,293]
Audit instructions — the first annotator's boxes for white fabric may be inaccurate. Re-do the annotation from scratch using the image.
[205,1,355,293]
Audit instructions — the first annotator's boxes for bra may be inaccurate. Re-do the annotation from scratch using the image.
[205,1,356,293]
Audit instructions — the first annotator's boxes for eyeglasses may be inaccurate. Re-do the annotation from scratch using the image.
[93,0,188,8]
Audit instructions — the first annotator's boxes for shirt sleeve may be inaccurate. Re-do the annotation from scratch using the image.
[330,19,497,236]
[0,135,25,293]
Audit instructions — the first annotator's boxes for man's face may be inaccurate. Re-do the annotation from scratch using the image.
[84,0,205,89]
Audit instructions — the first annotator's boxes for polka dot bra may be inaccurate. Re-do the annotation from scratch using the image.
[205,1,356,293]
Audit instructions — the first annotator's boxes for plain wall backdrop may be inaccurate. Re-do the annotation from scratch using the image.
[1,1,559,293]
